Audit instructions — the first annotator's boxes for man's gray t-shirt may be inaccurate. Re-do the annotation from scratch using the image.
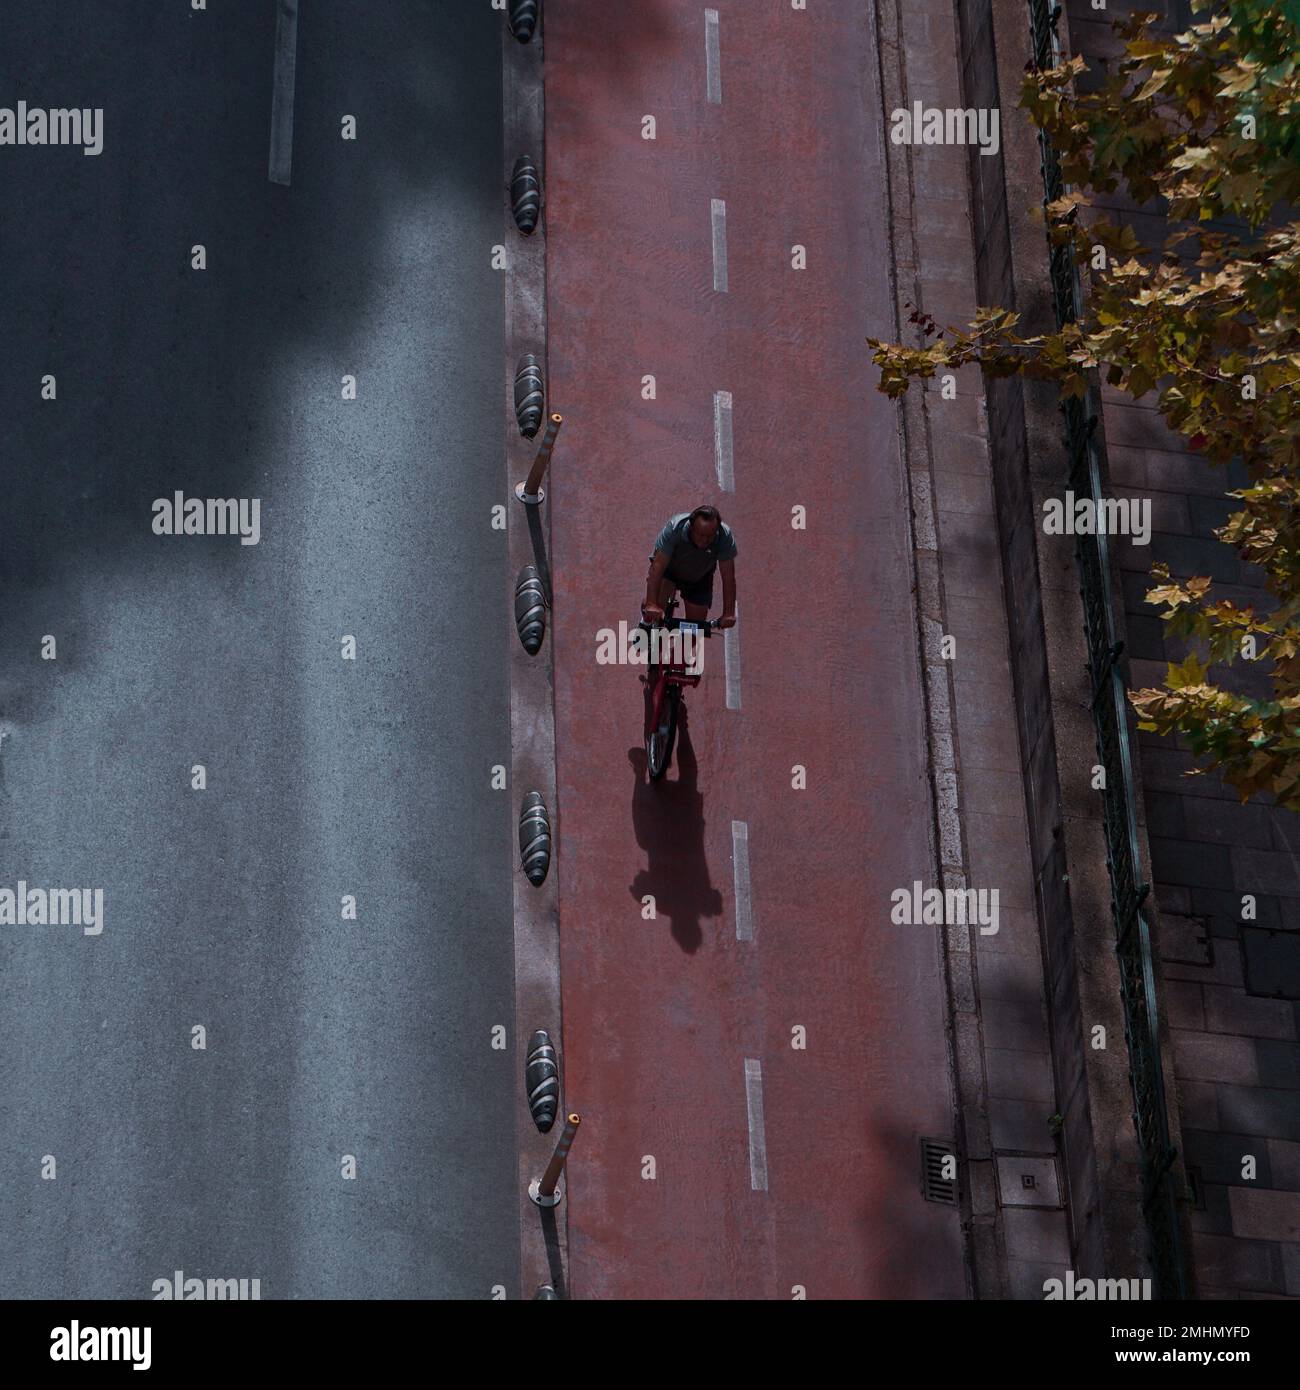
[652,513,738,584]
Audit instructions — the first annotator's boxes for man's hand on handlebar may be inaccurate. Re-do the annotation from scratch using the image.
[641,603,665,623]
[715,613,736,630]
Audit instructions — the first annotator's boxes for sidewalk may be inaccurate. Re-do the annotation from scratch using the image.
[544,1,965,1298]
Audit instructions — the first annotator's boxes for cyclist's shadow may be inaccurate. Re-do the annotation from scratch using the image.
[628,706,724,953]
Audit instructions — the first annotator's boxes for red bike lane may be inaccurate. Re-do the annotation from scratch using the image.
[544,0,966,1298]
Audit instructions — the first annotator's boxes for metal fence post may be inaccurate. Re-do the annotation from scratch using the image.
[516,413,563,505]
[528,1112,581,1207]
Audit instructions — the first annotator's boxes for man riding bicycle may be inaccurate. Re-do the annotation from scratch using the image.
[641,504,738,628]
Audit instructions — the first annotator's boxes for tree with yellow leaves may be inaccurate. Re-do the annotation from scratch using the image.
[869,1,1300,808]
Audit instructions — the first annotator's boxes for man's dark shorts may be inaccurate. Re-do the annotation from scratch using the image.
[668,565,715,609]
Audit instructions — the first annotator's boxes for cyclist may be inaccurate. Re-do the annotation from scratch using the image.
[641,504,738,628]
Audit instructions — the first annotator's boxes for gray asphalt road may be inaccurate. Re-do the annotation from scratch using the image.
[0,3,518,1298]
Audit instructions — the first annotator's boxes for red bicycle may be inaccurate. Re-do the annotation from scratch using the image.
[640,601,713,780]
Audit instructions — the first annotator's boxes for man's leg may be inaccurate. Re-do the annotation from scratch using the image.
[655,576,678,615]
[676,569,713,624]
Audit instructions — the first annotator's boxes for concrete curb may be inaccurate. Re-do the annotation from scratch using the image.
[501,11,567,1299]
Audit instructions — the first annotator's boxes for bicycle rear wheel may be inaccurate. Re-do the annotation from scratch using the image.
[646,685,679,780]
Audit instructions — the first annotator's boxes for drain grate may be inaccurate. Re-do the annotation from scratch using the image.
[921,1137,958,1204]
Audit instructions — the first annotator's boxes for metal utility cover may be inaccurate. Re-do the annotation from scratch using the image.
[1159,913,1213,968]
[1242,928,1300,1001]
[996,1154,1062,1208]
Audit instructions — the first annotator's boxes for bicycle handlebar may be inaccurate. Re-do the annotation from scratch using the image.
[637,616,715,636]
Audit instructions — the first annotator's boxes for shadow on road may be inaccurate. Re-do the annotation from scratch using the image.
[524,497,554,605]
[544,0,677,143]
[537,1205,567,1300]
[627,705,723,954]
[863,1117,969,1298]
[0,0,515,1300]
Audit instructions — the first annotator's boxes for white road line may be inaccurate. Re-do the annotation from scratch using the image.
[711,198,728,292]
[705,10,723,104]
[713,390,735,492]
[732,818,754,941]
[724,609,741,711]
[744,1058,769,1192]
[268,0,300,186]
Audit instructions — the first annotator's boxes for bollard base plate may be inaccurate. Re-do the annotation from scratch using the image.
[515,482,546,506]
[528,1175,564,1208]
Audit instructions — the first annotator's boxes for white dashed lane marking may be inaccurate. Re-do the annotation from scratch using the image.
[705,9,723,105]
[711,198,728,292]
[268,0,300,185]
[732,818,754,940]
[713,390,735,493]
[724,610,741,711]
[744,1058,769,1191]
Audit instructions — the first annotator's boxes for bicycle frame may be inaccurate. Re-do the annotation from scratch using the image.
[640,612,710,779]
[644,628,703,731]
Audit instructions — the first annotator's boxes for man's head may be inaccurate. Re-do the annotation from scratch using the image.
[688,504,722,548]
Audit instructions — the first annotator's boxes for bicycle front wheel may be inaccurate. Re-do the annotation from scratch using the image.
[646,686,679,781]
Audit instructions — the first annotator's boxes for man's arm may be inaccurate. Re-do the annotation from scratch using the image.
[717,558,737,628]
[643,550,671,617]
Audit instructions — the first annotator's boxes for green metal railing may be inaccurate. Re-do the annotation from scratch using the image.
[1027,0,1188,1300]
